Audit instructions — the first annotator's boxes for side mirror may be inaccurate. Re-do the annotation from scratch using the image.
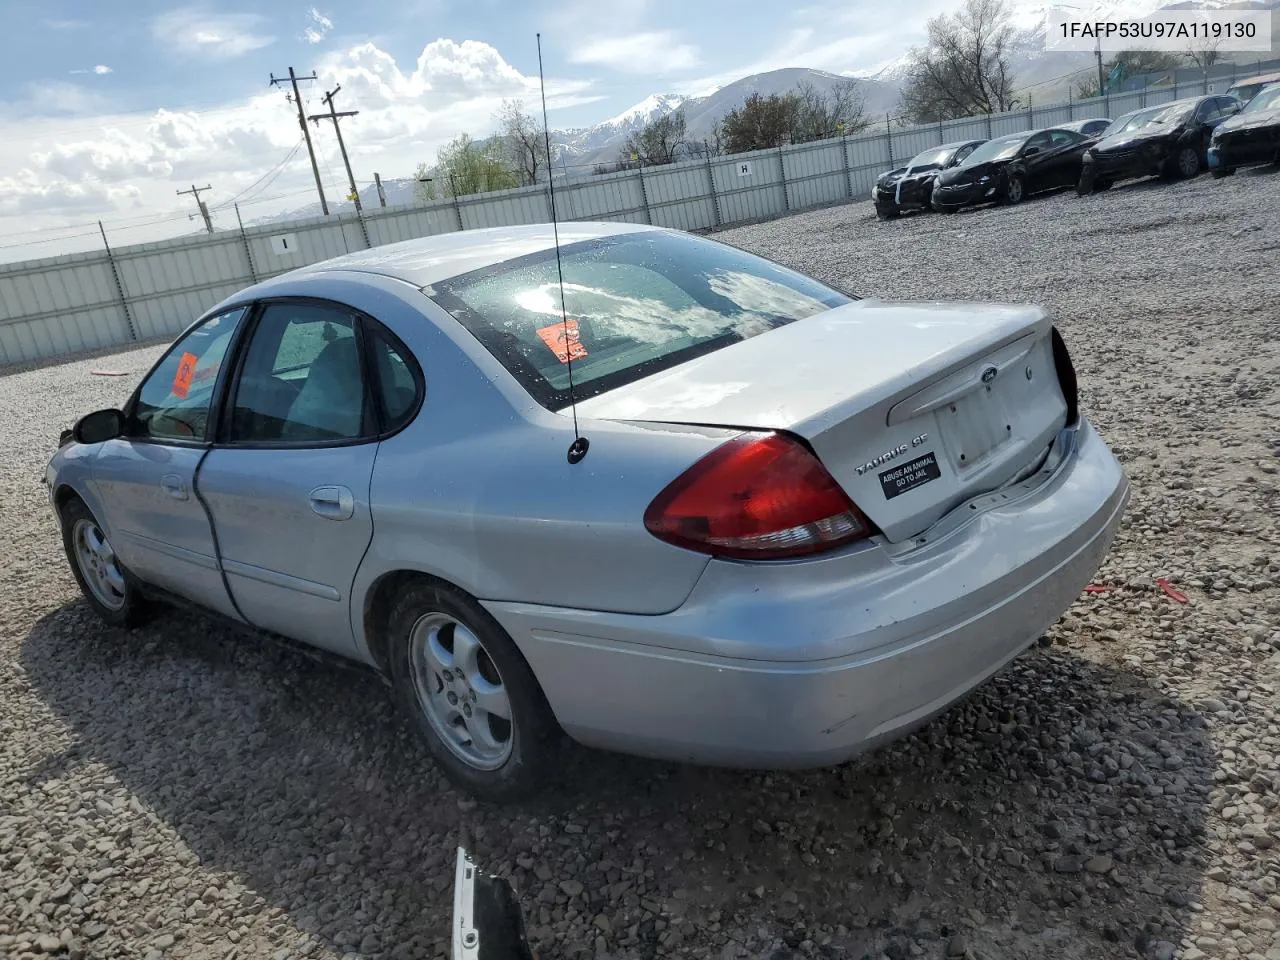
[72,408,126,445]
[1022,146,1041,157]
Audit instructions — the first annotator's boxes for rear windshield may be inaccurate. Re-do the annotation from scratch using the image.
[425,231,851,410]
[1105,103,1192,136]
[906,146,954,170]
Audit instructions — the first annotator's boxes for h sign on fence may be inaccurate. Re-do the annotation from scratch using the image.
[737,161,753,177]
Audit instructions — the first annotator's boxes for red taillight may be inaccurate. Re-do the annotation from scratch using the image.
[643,432,873,560]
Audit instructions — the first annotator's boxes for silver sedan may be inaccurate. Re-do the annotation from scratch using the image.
[46,222,1129,800]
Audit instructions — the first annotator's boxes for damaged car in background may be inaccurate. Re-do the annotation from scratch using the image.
[46,223,1129,802]
[871,139,986,219]
[1208,83,1280,177]
[932,127,1098,211]
[1076,95,1241,194]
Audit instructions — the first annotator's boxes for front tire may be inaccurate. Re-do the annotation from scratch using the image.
[1001,174,1025,205]
[386,579,560,802]
[59,496,152,628]
[1173,145,1201,179]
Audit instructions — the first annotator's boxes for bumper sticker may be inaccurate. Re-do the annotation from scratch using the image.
[879,451,941,500]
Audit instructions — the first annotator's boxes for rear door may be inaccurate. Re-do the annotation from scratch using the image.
[1019,132,1055,191]
[196,300,391,655]
[92,308,246,620]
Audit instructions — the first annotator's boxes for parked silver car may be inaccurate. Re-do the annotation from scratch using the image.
[47,223,1129,800]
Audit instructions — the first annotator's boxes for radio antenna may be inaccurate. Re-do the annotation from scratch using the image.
[537,33,589,465]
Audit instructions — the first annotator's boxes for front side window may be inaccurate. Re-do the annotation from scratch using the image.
[131,308,244,442]
[231,303,369,443]
[426,231,850,409]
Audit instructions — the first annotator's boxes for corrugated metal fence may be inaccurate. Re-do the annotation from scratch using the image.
[0,76,1241,366]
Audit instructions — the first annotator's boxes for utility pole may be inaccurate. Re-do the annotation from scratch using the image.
[1096,39,1106,97]
[270,67,329,216]
[307,84,361,212]
[177,184,213,233]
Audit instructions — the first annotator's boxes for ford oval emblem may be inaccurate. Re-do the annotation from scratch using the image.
[981,366,998,384]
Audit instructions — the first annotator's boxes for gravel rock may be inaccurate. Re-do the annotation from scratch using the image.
[2,170,1278,960]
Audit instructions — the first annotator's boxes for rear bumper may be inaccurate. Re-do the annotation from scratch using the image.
[486,420,1129,768]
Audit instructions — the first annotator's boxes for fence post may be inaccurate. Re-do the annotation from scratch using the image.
[1028,94,1033,129]
[374,172,388,208]
[704,142,722,227]
[938,119,944,144]
[98,221,137,342]
[885,114,894,165]
[840,134,852,199]
[778,145,790,212]
[449,175,464,230]
[636,166,652,224]
[985,111,993,138]
[234,203,258,283]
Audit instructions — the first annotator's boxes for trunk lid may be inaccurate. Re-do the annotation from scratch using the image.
[575,300,1068,543]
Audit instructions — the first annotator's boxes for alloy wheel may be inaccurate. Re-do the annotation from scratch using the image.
[72,519,127,611]
[408,612,514,770]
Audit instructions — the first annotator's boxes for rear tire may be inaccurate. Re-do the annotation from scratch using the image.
[875,207,900,220]
[59,496,152,628]
[1076,171,1095,196]
[1211,167,1235,179]
[386,579,561,802]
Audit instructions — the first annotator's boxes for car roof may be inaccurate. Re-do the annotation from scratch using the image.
[1229,71,1280,86]
[286,221,659,289]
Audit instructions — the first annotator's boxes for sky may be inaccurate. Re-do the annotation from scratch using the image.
[0,0,1052,260]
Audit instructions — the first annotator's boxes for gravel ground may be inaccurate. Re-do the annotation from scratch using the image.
[2,166,1279,960]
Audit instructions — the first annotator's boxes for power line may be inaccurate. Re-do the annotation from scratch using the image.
[213,139,306,210]
[269,68,329,216]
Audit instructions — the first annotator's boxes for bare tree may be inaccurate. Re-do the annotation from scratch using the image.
[793,79,869,141]
[620,110,688,166]
[495,99,550,186]
[1184,41,1223,78]
[900,0,1018,123]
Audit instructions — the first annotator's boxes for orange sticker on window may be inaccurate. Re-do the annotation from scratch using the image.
[536,320,588,364]
[172,351,198,399]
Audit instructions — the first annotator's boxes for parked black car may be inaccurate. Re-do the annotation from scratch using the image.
[931,127,1097,212]
[1057,118,1112,137]
[1076,95,1241,194]
[1209,84,1280,177]
[871,140,986,219]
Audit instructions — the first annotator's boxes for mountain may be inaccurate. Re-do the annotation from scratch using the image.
[553,68,903,170]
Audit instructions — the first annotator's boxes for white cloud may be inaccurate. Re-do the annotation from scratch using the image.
[41,18,89,30]
[70,65,113,76]
[571,32,700,75]
[303,7,333,44]
[151,7,275,61]
[0,39,600,252]
[3,81,110,117]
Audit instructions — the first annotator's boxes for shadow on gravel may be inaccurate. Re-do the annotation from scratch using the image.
[24,602,1213,960]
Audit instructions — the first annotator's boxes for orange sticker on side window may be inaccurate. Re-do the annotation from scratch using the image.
[171,351,198,399]
[536,320,588,364]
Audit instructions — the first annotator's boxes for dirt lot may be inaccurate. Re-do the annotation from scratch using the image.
[2,165,1279,960]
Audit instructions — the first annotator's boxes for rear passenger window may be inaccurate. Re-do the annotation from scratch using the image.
[368,326,420,433]
[231,303,370,443]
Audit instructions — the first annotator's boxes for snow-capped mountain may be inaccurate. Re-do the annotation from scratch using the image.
[554,68,902,169]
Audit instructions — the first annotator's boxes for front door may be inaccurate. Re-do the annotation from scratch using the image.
[196,301,380,655]
[92,308,246,620]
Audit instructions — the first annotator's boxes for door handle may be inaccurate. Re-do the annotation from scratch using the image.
[160,474,188,500]
[309,485,355,521]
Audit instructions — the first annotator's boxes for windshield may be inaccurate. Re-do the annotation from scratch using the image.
[1104,104,1192,136]
[425,231,852,410]
[1244,85,1280,112]
[906,146,955,171]
[958,134,1025,166]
